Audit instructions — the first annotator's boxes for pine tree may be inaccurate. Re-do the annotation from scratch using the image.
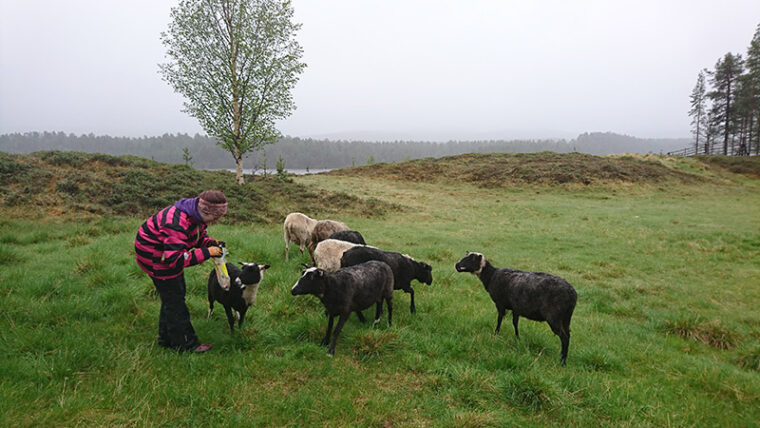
[689,70,708,154]
[707,53,744,155]
[743,24,760,155]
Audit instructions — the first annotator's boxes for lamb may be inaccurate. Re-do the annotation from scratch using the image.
[307,219,349,262]
[207,262,270,333]
[328,230,366,245]
[291,261,394,355]
[283,212,317,261]
[313,238,362,273]
[455,252,577,365]
[340,246,433,314]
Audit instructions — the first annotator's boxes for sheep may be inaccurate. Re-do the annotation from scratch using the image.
[207,262,270,333]
[283,212,317,261]
[313,238,362,273]
[291,261,394,355]
[340,246,433,314]
[455,252,577,365]
[307,219,349,262]
[328,230,366,246]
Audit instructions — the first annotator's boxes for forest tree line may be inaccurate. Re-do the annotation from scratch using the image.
[689,23,760,156]
[0,132,688,171]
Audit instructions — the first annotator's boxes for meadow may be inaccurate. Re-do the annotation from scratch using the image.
[0,153,759,426]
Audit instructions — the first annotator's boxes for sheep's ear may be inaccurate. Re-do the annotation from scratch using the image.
[301,263,311,269]
[260,264,270,271]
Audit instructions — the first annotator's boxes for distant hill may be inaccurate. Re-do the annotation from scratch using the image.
[327,152,753,187]
[0,131,690,170]
[2,150,756,223]
[0,151,398,223]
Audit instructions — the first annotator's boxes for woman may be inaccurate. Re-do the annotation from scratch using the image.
[135,189,227,353]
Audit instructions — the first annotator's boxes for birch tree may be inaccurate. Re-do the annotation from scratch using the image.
[160,0,305,184]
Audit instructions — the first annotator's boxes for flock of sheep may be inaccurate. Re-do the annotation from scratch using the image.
[208,212,578,365]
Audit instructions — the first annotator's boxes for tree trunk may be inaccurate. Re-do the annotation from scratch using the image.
[235,148,244,185]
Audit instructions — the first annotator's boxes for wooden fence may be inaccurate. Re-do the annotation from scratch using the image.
[667,142,756,156]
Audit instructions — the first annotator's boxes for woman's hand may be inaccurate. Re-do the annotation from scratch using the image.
[208,246,223,257]
[208,239,226,248]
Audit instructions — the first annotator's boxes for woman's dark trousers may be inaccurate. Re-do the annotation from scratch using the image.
[152,274,200,352]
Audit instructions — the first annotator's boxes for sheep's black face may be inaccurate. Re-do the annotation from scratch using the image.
[419,262,433,285]
[455,252,483,273]
[291,267,326,296]
[236,263,270,289]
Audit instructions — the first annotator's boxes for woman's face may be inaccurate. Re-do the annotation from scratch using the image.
[200,211,222,225]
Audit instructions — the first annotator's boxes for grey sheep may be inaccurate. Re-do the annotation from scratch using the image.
[341,246,432,314]
[455,252,577,365]
[291,261,393,355]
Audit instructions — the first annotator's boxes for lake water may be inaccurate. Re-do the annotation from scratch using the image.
[212,168,332,175]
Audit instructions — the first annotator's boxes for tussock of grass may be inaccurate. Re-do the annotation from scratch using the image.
[662,316,739,350]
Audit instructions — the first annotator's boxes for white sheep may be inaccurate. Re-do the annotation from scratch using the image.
[283,212,317,261]
[313,238,362,273]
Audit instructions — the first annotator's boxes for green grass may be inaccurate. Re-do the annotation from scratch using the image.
[1,155,759,426]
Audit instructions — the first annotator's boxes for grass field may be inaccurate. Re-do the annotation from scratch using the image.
[1,153,759,426]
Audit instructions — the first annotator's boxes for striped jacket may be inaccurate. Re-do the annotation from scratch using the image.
[135,203,215,279]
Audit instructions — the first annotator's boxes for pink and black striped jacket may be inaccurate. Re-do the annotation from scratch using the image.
[135,198,216,279]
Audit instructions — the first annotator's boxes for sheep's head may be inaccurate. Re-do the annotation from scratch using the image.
[235,262,270,290]
[417,261,433,285]
[291,267,327,297]
[455,252,485,275]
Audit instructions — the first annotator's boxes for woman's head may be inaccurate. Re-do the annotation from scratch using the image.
[197,190,227,224]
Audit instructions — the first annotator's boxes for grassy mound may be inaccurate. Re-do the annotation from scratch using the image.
[327,152,710,187]
[0,150,399,223]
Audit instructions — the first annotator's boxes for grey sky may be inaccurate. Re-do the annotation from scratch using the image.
[1,1,757,141]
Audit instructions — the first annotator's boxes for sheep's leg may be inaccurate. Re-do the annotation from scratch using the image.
[321,315,335,346]
[407,287,416,314]
[207,292,215,318]
[386,297,393,326]
[495,307,506,334]
[284,231,290,261]
[355,310,367,323]
[223,306,235,334]
[328,314,349,355]
[373,302,382,326]
[560,332,570,366]
[238,308,247,328]
[512,312,520,338]
[548,319,570,365]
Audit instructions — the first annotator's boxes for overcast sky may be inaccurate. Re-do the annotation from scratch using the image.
[1,1,758,141]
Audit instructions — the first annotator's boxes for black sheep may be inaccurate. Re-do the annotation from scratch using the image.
[328,230,367,245]
[340,246,432,313]
[207,262,270,333]
[291,261,394,355]
[455,252,577,365]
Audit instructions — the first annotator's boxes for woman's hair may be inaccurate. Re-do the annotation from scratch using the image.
[198,190,227,204]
